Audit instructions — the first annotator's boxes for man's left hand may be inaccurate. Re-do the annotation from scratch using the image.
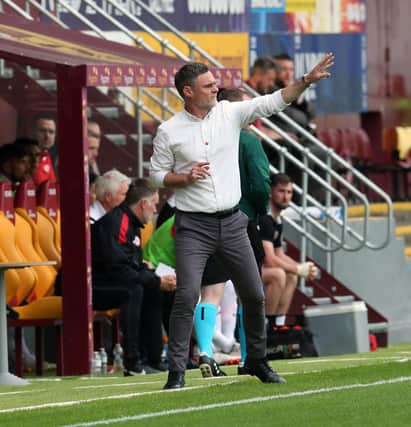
[304,52,334,84]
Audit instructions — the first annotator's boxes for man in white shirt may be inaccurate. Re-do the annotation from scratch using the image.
[150,53,334,389]
[90,169,131,222]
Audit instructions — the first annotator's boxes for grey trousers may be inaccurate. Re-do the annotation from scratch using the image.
[168,209,266,372]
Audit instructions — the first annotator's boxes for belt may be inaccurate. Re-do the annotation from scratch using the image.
[178,205,239,219]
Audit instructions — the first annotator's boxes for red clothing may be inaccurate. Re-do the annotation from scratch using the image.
[33,151,56,186]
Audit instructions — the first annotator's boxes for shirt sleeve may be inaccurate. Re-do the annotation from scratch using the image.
[228,90,290,128]
[149,127,175,187]
[259,214,274,242]
[243,135,270,215]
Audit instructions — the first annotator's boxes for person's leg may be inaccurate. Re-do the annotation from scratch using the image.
[262,267,287,330]
[140,285,164,370]
[218,212,266,362]
[120,285,144,374]
[167,213,217,378]
[275,273,298,319]
[194,283,225,357]
[217,280,238,352]
[218,211,285,384]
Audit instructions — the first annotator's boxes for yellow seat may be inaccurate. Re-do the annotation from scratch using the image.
[14,296,62,320]
[0,212,36,306]
[14,212,57,302]
[37,210,62,270]
[141,221,154,248]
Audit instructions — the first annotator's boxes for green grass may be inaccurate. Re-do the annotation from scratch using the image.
[1,344,411,427]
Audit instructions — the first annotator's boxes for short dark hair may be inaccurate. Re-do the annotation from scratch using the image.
[174,62,209,98]
[251,56,277,75]
[14,137,39,149]
[125,178,157,206]
[273,53,293,62]
[271,173,292,187]
[217,88,245,102]
[32,112,56,126]
[0,143,30,166]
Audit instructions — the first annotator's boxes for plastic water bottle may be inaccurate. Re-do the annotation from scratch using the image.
[92,351,102,376]
[112,343,124,372]
[100,348,108,376]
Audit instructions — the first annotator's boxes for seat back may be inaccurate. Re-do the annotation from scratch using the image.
[36,181,61,251]
[14,213,57,302]
[0,183,37,305]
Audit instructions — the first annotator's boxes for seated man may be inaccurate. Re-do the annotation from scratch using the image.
[91,178,176,375]
[260,173,318,336]
[90,169,131,222]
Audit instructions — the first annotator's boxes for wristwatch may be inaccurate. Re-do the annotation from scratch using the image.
[301,73,311,85]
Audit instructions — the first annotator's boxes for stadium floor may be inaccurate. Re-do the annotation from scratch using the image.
[1,343,410,426]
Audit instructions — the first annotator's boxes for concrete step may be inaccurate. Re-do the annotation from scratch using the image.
[96,106,120,119]
[105,133,127,146]
[312,297,332,305]
[37,79,57,91]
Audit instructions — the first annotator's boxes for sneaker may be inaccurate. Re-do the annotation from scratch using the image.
[199,354,227,378]
[141,364,162,375]
[237,363,249,375]
[244,357,286,384]
[123,364,146,376]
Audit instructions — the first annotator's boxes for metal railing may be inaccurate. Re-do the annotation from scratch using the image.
[0,0,393,279]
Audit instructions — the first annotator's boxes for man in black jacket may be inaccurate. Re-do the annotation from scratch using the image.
[91,178,176,375]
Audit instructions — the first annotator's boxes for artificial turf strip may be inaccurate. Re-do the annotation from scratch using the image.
[0,343,410,427]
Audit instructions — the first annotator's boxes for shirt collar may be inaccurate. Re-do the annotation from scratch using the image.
[120,202,144,229]
[182,105,215,121]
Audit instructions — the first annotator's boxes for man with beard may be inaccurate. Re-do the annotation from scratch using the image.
[260,173,318,335]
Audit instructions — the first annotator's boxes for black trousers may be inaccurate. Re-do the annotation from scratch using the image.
[92,280,163,369]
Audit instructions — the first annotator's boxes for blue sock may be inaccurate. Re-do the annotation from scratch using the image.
[194,303,217,357]
[237,306,247,363]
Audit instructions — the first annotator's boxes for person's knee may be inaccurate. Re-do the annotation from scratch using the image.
[264,267,287,291]
[286,272,298,289]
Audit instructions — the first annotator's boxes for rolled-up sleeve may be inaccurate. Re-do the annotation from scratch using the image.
[230,90,290,127]
[149,127,174,187]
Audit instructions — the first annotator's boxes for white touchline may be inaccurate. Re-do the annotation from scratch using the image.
[62,376,411,427]
[287,356,404,364]
[0,381,238,414]
[75,381,164,389]
[0,389,46,396]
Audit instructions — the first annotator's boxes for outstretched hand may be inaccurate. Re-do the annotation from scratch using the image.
[305,52,334,84]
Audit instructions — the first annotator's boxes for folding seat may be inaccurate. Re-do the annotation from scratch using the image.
[0,183,36,306]
[13,181,57,301]
[36,181,61,252]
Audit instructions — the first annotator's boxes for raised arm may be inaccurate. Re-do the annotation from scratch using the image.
[281,52,334,104]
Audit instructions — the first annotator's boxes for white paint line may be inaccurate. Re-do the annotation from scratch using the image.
[63,376,411,427]
[75,381,163,389]
[0,381,238,414]
[0,389,46,396]
[74,375,240,390]
[287,356,403,364]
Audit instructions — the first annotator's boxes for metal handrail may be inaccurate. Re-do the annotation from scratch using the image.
[243,82,393,250]
[1,0,32,19]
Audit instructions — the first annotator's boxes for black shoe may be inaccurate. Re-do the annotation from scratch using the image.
[199,354,227,378]
[237,363,249,375]
[149,361,168,372]
[123,364,145,376]
[164,371,185,389]
[244,357,286,384]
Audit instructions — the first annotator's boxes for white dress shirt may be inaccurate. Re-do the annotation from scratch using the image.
[150,90,289,213]
[89,200,106,223]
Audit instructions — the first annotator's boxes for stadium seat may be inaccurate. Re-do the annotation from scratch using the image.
[36,181,61,252]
